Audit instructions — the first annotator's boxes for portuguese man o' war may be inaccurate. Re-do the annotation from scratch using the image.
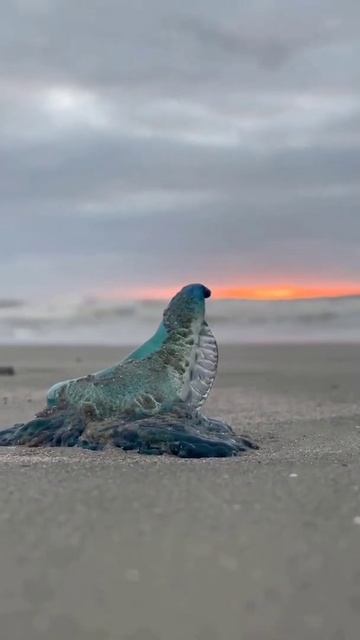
[0,284,258,457]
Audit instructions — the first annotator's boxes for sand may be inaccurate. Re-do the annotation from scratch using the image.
[0,344,360,640]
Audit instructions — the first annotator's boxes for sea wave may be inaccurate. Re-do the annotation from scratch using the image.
[0,295,360,344]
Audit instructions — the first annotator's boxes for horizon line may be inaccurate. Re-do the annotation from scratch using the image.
[98,285,360,303]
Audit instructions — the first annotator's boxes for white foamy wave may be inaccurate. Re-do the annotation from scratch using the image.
[0,295,360,345]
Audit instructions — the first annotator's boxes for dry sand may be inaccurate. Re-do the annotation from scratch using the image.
[0,344,360,640]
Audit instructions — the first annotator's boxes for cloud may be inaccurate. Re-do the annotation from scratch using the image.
[0,0,359,297]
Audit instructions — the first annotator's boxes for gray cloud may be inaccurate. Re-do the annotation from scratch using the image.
[0,0,359,298]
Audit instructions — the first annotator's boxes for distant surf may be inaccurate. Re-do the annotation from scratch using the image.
[1,295,360,345]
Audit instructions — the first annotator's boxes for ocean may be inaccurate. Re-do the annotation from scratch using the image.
[1,295,360,345]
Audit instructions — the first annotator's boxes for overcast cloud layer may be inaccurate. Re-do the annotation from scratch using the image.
[1,0,360,298]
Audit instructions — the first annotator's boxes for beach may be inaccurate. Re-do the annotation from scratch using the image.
[0,343,360,640]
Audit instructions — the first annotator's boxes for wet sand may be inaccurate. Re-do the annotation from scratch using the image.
[0,344,360,640]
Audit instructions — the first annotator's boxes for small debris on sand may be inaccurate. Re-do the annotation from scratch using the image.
[0,366,15,376]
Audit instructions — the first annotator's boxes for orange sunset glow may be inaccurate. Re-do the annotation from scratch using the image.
[211,285,360,300]
[100,283,360,302]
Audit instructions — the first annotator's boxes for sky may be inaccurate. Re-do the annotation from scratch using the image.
[1,0,360,300]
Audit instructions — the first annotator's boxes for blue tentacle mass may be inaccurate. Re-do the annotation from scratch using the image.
[0,284,258,457]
